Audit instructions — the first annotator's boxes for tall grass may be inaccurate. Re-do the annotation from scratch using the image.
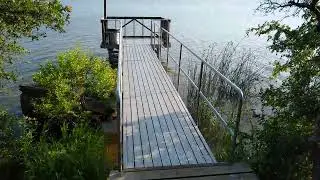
[177,42,264,161]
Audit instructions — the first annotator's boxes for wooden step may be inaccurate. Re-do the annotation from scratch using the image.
[109,163,257,180]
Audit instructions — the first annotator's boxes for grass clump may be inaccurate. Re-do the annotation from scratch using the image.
[21,123,106,180]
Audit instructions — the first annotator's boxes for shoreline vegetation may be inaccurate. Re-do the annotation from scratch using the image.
[1,0,319,179]
[1,48,116,179]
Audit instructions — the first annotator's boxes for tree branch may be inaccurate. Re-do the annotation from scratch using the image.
[258,0,320,31]
[281,1,310,9]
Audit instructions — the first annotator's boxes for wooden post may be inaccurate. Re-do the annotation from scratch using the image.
[101,19,108,48]
[101,0,108,48]
[104,0,107,19]
[161,19,171,48]
[103,116,120,169]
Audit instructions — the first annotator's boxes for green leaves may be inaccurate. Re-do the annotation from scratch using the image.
[1,47,113,179]
[32,48,116,122]
[21,123,106,180]
[86,58,117,100]
[245,0,320,179]
[0,0,71,82]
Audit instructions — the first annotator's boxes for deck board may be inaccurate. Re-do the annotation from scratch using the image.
[141,45,208,164]
[143,45,216,163]
[121,38,216,169]
[137,45,196,165]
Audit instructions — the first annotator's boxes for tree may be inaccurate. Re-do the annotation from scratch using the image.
[248,0,320,179]
[0,0,71,85]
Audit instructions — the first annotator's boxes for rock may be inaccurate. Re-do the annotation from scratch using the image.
[81,96,115,117]
[19,85,48,117]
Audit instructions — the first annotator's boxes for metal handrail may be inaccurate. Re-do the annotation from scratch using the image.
[158,27,244,99]
[118,21,123,171]
[102,17,245,163]
[104,17,169,38]
[150,22,244,158]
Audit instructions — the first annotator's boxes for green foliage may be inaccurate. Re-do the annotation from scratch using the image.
[0,0,71,83]
[21,123,106,180]
[32,48,117,121]
[197,102,232,161]
[245,118,313,180]
[0,109,24,179]
[243,0,320,179]
[0,110,107,180]
[0,108,21,161]
[184,43,262,162]
[1,47,117,178]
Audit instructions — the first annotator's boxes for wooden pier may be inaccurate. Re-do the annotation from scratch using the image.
[122,39,215,169]
[101,16,256,179]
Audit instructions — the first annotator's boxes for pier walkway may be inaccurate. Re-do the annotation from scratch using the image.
[101,16,256,179]
[122,39,215,169]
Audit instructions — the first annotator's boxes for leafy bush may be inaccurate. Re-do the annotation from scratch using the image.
[244,118,313,180]
[30,48,117,140]
[1,112,107,180]
[1,48,117,179]
[32,48,116,120]
[243,0,320,179]
[21,123,106,180]
[0,109,24,180]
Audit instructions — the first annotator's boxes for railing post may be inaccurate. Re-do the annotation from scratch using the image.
[150,21,153,47]
[161,19,171,48]
[160,26,162,57]
[152,23,154,50]
[166,31,169,65]
[152,22,156,51]
[133,19,136,36]
[177,44,183,90]
[100,19,108,48]
[142,19,144,36]
[104,0,107,19]
[196,62,204,126]
[157,25,161,59]
[124,19,127,36]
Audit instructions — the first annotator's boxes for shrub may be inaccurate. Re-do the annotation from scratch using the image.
[31,48,116,138]
[237,116,313,180]
[1,48,115,179]
[32,48,116,119]
[21,123,107,180]
[0,109,24,180]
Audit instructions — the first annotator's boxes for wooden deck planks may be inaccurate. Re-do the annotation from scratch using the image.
[110,163,257,180]
[121,38,216,169]
[137,45,197,165]
[136,47,183,167]
[143,44,216,163]
[141,45,208,165]
[129,45,144,168]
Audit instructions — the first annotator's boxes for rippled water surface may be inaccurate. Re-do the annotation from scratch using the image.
[1,0,289,114]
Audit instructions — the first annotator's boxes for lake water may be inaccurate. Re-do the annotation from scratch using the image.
[0,0,286,114]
